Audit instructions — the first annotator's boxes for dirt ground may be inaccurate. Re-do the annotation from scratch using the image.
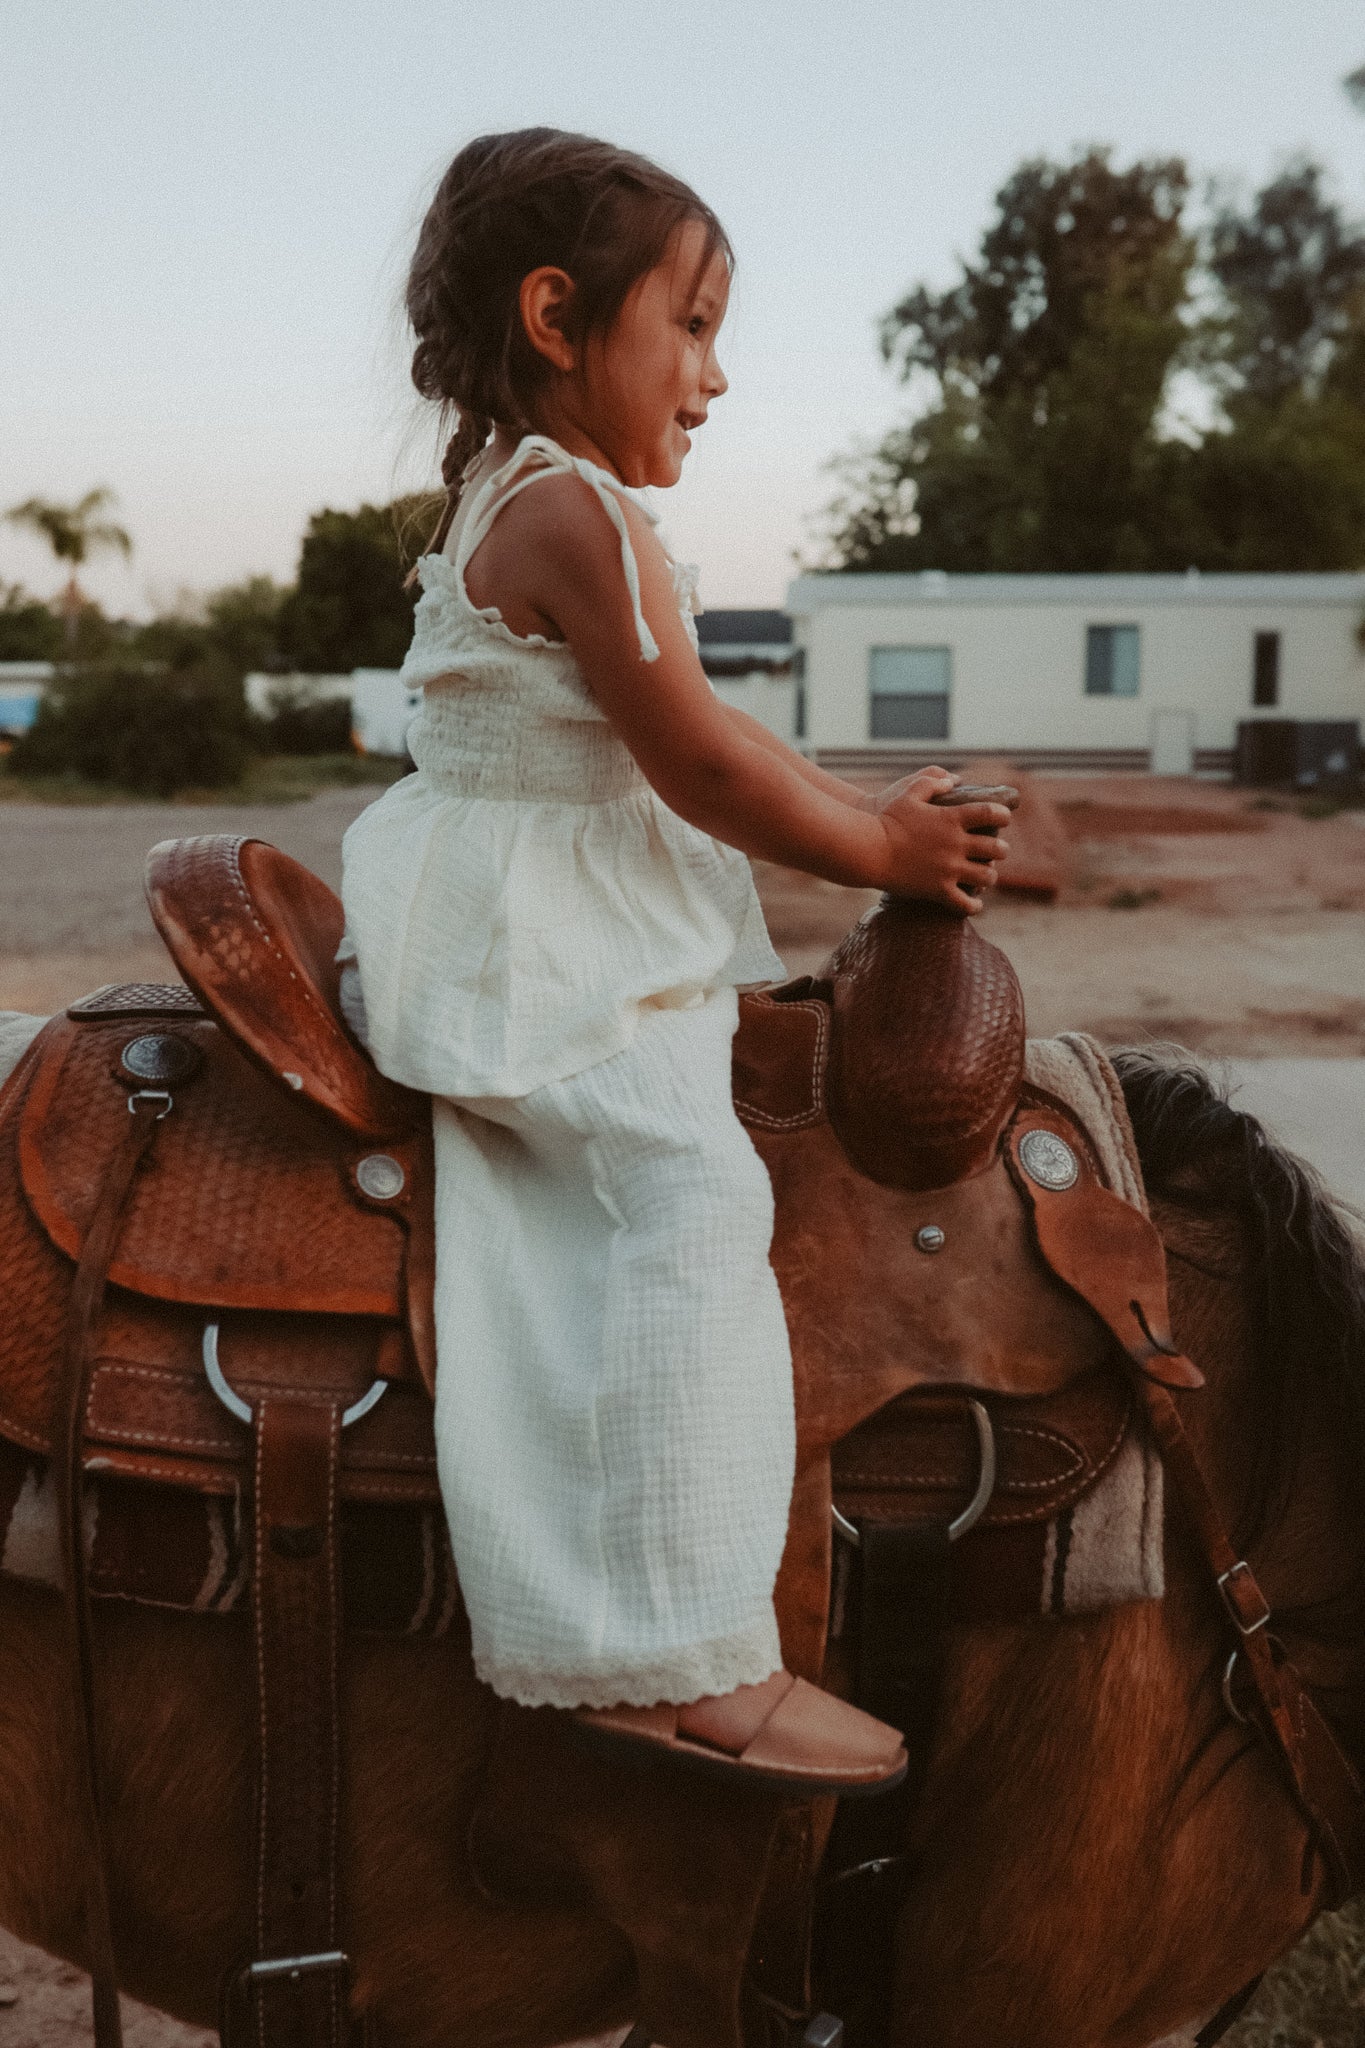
[3,776,1365,1058]
[0,1930,211,2047]
[756,774,1365,1056]
[1,771,1362,2045]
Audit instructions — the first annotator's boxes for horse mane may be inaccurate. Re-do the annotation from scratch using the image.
[1112,1045,1365,1566]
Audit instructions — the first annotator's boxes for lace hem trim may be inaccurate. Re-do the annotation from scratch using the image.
[471,1615,784,1710]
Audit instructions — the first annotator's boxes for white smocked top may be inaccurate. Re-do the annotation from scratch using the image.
[338,434,783,1100]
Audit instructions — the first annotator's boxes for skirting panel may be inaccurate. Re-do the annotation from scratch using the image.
[811,746,1236,777]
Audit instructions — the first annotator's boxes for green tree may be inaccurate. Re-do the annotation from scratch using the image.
[128,574,289,679]
[204,574,289,675]
[277,498,434,672]
[1203,157,1365,403]
[0,582,62,661]
[3,488,132,643]
[1165,160,1365,571]
[823,152,1365,574]
[825,150,1196,572]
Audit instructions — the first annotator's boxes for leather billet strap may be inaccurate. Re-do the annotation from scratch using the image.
[248,1394,349,2048]
[56,1087,172,2048]
[1008,1106,1365,1909]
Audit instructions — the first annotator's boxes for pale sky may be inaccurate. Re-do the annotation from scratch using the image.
[3,0,1364,617]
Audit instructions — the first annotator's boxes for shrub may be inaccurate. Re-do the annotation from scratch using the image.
[11,661,250,796]
[254,687,354,755]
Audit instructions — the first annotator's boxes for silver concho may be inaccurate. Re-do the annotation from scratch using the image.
[915,1224,946,1254]
[119,1033,202,1086]
[355,1153,406,1201]
[1018,1128,1079,1192]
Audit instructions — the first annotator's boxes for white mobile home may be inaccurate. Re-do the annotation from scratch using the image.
[787,573,1365,775]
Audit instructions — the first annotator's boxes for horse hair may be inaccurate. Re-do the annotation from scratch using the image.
[1113,1044,1365,1568]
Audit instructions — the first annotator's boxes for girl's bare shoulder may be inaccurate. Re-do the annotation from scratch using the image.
[462,468,666,621]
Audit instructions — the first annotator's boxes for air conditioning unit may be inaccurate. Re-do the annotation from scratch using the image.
[1236,720,1360,789]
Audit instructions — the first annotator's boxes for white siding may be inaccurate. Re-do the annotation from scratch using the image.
[788,574,1365,768]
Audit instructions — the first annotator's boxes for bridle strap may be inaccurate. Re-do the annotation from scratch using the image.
[56,1090,170,2048]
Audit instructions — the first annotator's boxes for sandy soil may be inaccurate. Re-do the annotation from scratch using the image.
[4,777,1365,1056]
[757,775,1365,1056]
[0,1928,211,2046]
[0,1925,623,2048]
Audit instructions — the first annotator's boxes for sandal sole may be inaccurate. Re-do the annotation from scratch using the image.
[571,1717,909,1799]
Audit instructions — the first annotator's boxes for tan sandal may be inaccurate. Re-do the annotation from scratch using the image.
[573,1672,907,1797]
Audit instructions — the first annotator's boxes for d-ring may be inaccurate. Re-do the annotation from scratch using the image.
[832,1398,997,1548]
[1221,1648,1251,1727]
[202,1322,387,1429]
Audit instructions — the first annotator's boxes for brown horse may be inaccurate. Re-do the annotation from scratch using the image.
[0,1021,1362,2048]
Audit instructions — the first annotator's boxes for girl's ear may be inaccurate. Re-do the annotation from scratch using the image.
[519,267,578,373]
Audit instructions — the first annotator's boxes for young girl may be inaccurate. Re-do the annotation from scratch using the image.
[340,128,1009,1793]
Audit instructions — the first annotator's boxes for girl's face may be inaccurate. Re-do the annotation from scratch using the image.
[528,219,730,488]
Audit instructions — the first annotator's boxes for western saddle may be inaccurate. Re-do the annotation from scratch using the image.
[1,807,1361,2048]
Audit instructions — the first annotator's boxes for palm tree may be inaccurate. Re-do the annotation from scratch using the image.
[4,488,132,645]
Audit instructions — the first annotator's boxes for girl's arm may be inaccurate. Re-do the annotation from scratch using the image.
[719,707,978,831]
[719,705,877,808]
[472,478,1010,908]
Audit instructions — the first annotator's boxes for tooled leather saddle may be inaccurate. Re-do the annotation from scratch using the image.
[2,803,1360,2048]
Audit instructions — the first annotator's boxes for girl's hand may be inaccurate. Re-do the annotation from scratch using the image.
[873,778,1012,913]
[865,765,959,812]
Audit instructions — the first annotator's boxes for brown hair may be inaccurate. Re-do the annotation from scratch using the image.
[405,128,732,563]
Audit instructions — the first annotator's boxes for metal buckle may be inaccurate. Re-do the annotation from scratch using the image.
[202,1322,387,1430]
[1216,1559,1271,1636]
[219,1948,350,2046]
[832,1398,997,1548]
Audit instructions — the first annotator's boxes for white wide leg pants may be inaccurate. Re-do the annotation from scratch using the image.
[429,986,795,1709]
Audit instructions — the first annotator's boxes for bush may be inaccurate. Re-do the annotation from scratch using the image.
[254,688,354,755]
[0,582,62,660]
[11,661,250,796]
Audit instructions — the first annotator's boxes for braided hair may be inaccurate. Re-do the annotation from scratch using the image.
[404,128,732,575]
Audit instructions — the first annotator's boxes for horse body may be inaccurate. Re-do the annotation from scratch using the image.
[0,1013,1361,2048]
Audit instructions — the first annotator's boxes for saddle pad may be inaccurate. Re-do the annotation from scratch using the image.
[0,1392,1157,1636]
[831,1372,1163,1622]
[0,1438,459,1637]
[14,1010,412,1319]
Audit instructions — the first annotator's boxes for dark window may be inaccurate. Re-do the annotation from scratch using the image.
[792,647,807,740]
[868,645,950,741]
[1253,631,1280,707]
[1085,624,1140,696]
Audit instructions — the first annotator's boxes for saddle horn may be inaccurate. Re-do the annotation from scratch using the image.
[823,786,1025,1191]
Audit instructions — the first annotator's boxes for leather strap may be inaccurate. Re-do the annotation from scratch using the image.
[815,1521,954,2042]
[1139,1377,1365,1906]
[250,1394,348,2048]
[56,1090,170,2048]
[1193,1973,1265,2045]
[1006,1113,1203,1390]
